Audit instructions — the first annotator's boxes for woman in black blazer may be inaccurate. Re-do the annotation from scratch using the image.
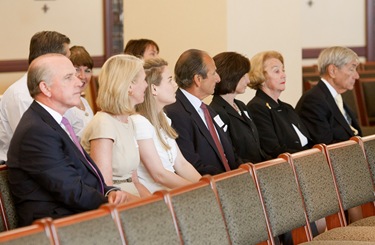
[246,50,312,158]
[210,52,270,164]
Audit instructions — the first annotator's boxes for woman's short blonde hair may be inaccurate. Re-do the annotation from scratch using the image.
[97,54,144,115]
[248,51,284,90]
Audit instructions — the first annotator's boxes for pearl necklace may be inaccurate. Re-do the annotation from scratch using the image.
[163,131,174,164]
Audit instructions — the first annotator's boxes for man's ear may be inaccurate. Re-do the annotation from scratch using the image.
[328,64,336,77]
[39,81,51,97]
[193,74,202,87]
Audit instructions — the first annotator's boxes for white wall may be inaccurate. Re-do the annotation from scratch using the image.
[301,0,365,48]
[301,0,365,65]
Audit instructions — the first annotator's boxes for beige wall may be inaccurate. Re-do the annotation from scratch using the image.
[0,0,366,107]
[124,0,228,104]
[124,0,303,105]
[226,0,302,106]
[123,0,365,106]
[0,0,103,93]
[124,0,227,71]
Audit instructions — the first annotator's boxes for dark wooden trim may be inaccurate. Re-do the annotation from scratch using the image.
[103,0,113,60]
[92,56,106,68]
[366,0,375,61]
[0,56,106,73]
[302,46,367,59]
[0,59,28,73]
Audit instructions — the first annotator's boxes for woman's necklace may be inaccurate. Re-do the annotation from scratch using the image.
[166,148,173,165]
[77,100,85,111]
[232,102,239,112]
[232,102,241,115]
[77,101,89,117]
[163,132,174,165]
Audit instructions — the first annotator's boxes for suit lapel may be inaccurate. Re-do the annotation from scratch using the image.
[235,100,260,139]
[213,96,248,126]
[216,96,259,142]
[318,81,354,135]
[31,101,103,180]
[226,103,247,123]
[176,90,222,158]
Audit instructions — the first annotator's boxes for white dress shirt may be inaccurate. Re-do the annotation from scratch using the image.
[0,73,91,161]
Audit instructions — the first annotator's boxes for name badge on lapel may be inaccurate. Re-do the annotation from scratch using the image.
[214,115,228,132]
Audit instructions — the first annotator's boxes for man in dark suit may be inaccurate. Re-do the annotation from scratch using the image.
[7,54,129,227]
[296,46,362,145]
[164,49,238,175]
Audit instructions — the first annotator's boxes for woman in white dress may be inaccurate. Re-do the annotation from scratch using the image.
[132,58,201,193]
[65,46,94,138]
[81,54,150,198]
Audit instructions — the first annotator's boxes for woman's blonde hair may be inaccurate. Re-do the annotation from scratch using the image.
[248,51,284,90]
[135,58,178,150]
[97,54,144,115]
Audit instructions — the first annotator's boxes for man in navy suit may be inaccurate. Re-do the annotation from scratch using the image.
[296,46,362,145]
[7,54,129,226]
[164,49,238,175]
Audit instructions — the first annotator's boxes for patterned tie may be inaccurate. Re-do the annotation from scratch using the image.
[61,117,104,194]
[200,103,231,172]
[335,94,358,135]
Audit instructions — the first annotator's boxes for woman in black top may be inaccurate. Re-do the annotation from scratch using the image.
[210,52,269,163]
[247,50,312,158]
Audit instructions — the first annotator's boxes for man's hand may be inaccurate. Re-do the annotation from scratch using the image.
[107,190,140,204]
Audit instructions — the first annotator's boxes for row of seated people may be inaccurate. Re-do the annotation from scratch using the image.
[2,32,365,166]
[1,135,375,244]
[0,31,369,244]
